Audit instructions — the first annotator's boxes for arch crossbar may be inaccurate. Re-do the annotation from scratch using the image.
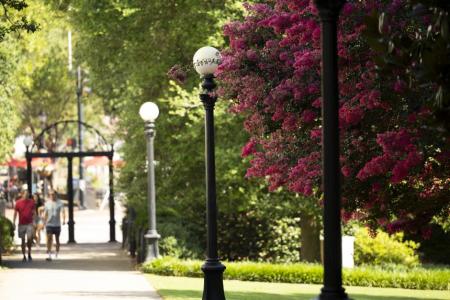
[31,120,112,152]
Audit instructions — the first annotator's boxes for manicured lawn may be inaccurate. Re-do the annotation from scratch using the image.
[147,274,450,300]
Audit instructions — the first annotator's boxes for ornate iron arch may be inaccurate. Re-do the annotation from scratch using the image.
[31,120,113,152]
[25,119,117,243]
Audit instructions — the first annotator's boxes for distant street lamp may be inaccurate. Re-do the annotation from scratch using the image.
[38,111,47,123]
[23,135,33,197]
[38,111,48,199]
[38,111,47,149]
[193,46,225,300]
[139,101,161,261]
[313,1,349,300]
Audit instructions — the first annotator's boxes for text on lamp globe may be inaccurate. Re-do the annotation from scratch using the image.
[193,57,221,68]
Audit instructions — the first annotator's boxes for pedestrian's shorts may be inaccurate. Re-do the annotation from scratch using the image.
[46,226,61,236]
[18,224,33,239]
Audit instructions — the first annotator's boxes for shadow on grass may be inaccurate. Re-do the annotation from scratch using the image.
[159,289,305,300]
[157,289,446,300]
[349,294,445,300]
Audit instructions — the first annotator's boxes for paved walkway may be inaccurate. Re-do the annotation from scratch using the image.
[0,208,162,300]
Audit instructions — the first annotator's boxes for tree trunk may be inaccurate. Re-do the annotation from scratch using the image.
[300,212,321,262]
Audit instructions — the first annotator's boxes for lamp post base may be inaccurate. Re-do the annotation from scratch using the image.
[201,259,226,300]
[144,231,160,262]
[314,287,350,300]
[67,220,76,244]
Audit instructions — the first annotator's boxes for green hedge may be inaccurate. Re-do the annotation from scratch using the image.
[141,257,450,290]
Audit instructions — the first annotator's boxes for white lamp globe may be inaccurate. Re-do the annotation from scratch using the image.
[139,102,160,122]
[193,46,221,76]
[38,111,47,123]
[23,135,33,147]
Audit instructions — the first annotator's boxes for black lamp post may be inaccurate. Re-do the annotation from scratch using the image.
[24,136,33,197]
[139,101,161,261]
[193,46,226,300]
[313,1,349,300]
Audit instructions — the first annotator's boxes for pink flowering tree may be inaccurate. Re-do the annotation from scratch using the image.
[217,0,449,242]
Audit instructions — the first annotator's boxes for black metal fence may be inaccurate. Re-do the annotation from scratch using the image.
[121,207,147,263]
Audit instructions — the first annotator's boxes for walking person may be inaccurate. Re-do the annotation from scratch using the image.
[43,191,66,261]
[33,193,45,247]
[8,179,19,209]
[13,190,35,262]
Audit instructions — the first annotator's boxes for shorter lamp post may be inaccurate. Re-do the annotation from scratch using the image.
[193,46,226,300]
[23,135,33,197]
[139,101,161,261]
[38,111,47,149]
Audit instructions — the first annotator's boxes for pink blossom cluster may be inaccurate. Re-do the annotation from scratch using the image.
[217,0,449,234]
[357,129,422,184]
[288,152,321,196]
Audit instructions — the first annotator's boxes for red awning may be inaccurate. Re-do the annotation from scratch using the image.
[1,157,123,168]
[0,158,54,168]
[84,156,124,167]
[84,156,108,166]
[0,158,27,168]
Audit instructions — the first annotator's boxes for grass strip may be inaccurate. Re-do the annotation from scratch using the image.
[147,274,450,300]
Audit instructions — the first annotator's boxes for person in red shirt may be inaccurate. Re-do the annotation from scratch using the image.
[13,190,35,262]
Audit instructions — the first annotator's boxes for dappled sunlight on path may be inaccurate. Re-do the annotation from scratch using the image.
[2,243,131,271]
[0,208,162,300]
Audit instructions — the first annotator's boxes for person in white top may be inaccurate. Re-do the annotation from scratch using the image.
[43,191,66,261]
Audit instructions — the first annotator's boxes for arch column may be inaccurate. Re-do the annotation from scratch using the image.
[67,156,76,243]
[25,149,32,197]
[108,152,116,242]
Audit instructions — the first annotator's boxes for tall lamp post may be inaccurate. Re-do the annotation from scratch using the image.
[193,46,226,300]
[23,136,33,197]
[76,66,86,210]
[313,1,349,300]
[38,111,48,199]
[68,32,86,209]
[139,101,161,261]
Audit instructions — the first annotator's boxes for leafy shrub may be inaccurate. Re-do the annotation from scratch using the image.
[354,227,419,267]
[142,257,450,290]
[218,199,304,263]
[159,236,197,259]
[159,236,182,258]
[143,257,203,277]
[0,216,14,253]
[257,217,301,263]
[158,221,203,259]
[218,210,271,261]
[410,224,450,265]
